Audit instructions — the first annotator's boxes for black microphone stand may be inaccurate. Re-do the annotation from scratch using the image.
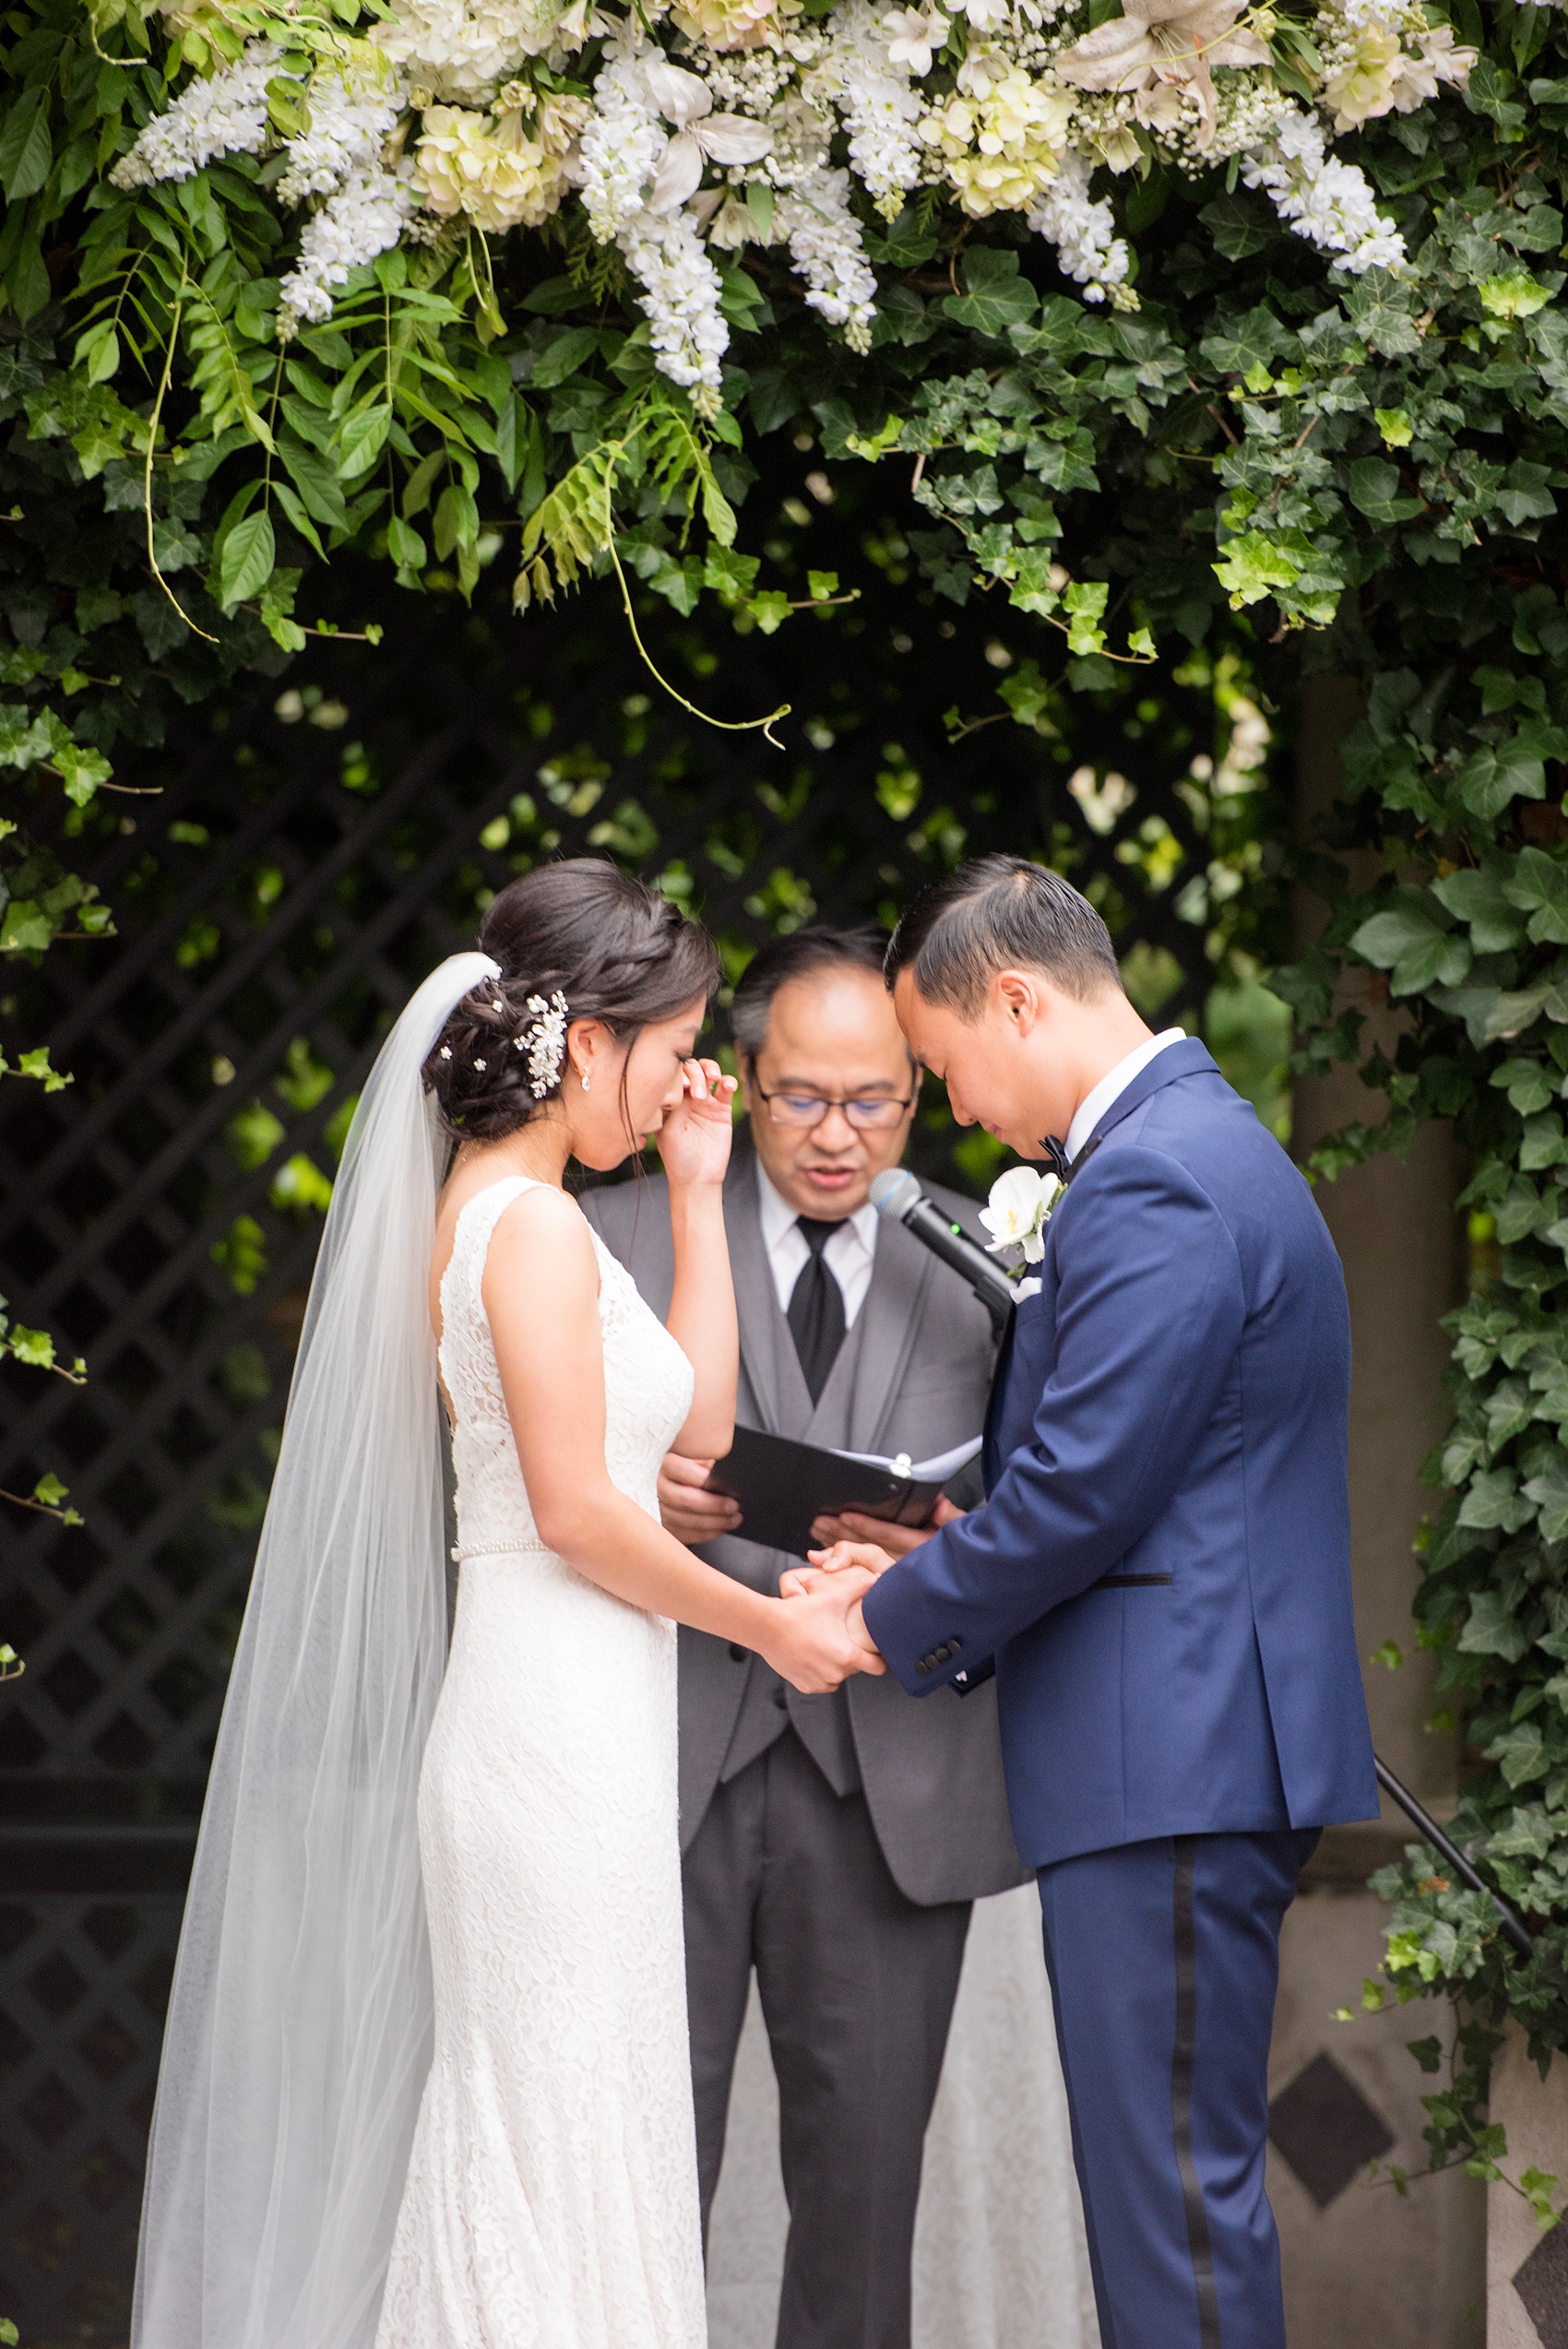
[1372,1754,1534,1959]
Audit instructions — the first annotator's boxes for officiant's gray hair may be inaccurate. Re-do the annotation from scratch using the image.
[885,855,1122,1017]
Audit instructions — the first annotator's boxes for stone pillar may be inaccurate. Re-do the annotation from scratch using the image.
[1488,2023,1568,2347]
[1265,676,1485,2347]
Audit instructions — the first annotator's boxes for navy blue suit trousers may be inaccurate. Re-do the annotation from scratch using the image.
[1038,1828,1319,2349]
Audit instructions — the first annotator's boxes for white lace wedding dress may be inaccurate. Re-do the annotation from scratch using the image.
[374,1177,708,2349]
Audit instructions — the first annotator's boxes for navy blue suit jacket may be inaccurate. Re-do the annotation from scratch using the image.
[861,1038,1378,1869]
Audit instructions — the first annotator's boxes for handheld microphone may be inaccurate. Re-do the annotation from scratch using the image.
[869,1168,1017,1335]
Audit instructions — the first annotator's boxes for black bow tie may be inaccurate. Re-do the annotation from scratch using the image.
[1039,1134,1102,1185]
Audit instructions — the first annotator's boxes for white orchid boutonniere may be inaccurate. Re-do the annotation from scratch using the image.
[980,1166,1063,1267]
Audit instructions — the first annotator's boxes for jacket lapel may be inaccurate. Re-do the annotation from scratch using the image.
[847,1216,937,1455]
[726,1151,787,1434]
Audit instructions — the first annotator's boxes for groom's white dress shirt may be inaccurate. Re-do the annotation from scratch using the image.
[1066,1027,1186,1163]
[754,1159,879,1327]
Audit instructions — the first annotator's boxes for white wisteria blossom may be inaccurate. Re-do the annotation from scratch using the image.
[1026,145,1132,303]
[111,40,279,186]
[277,69,405,204]
[279,168,416,328]
[578,47,668,236]
[777,164,879,349]
[113,0,1474,397]
[814,0,925,213]
[618,208,731,409]
[1240,103,1406,274]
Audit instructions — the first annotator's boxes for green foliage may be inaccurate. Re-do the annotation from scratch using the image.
[7,0,1568,2082]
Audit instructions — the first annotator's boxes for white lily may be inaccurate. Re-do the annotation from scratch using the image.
[1055,0,1270,148]
[980,1165,1063,1264]
[883,6,950,74]
[956,0,1012,31]
[641,57,774,214]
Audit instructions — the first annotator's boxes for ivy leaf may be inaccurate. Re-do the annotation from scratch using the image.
[1196,195,1273,261]
[1213,528,1307,607]
[1484,1720,1549,1785]
[1456,1468,1536,1535]
[1350,896,1471,996]
[1431,861,1526,952]
[1525,1452,1568,1542]
[864,208,937,268]
[942,250,1038,338]
[1519,1112,1568,1170]
[1199,305,1289,374]
[1491,1058,1557,1114]
[1456,734,1548,819]
[218,510,276,610]
[1458,1589,1533,1658]
[1503,846,1568,943]
[1348,457,1423,526]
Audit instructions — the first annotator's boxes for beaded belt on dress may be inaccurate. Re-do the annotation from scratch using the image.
[450,1536,552,1561]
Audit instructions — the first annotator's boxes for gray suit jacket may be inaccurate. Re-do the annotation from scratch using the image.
[582,1148,1028,1907]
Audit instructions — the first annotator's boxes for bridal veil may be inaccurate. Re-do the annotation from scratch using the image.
[131,951,498,2349]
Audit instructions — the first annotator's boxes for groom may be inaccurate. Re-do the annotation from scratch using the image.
[805,856,1378,2349]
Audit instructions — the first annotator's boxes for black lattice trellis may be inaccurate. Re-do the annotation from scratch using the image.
[1,515,1257,2338]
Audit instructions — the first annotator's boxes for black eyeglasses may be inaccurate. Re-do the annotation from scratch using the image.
[753,1086,918,1133]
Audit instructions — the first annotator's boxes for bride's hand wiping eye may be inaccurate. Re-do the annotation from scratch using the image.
[656,1059,738,1189]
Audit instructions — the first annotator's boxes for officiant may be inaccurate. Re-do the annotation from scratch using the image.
[582,925,1027,2349]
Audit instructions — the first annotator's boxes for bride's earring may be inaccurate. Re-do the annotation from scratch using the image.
[581,1070,591,1092]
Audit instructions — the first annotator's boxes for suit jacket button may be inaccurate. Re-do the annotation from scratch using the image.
[949,1636,962,1653]
[729,1643,746,1663]
[916,1659,931,1676]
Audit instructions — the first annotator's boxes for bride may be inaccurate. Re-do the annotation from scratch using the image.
[131,860,879,2349]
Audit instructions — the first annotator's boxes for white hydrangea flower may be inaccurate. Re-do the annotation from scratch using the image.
[579,48,668,238]
[1026,146,1131,303]
[619,207,731,409]
[919,58,1075,216]
[277,70,404,205]
[111,40,279,187]
[381,0,575,99]
[415,91,588,230]
[777,162,879,348]
[1239,104,1406,275]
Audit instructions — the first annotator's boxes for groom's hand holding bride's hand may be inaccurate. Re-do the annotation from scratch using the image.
[775,1537,897,1687]
[765,1565,887,1693]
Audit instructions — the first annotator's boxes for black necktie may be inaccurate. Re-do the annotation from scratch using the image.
[788,1217,847,1406]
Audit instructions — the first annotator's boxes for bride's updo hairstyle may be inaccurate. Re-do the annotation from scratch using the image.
[422,858,719,1142]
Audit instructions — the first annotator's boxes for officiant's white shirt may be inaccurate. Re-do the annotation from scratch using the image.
[755,1160,878,1328]
[1066,1026,1186,1163]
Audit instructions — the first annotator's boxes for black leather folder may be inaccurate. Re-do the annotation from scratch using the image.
[702,1425,965,1560]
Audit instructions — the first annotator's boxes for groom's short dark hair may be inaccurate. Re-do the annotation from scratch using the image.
[885,856,1122,1017]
